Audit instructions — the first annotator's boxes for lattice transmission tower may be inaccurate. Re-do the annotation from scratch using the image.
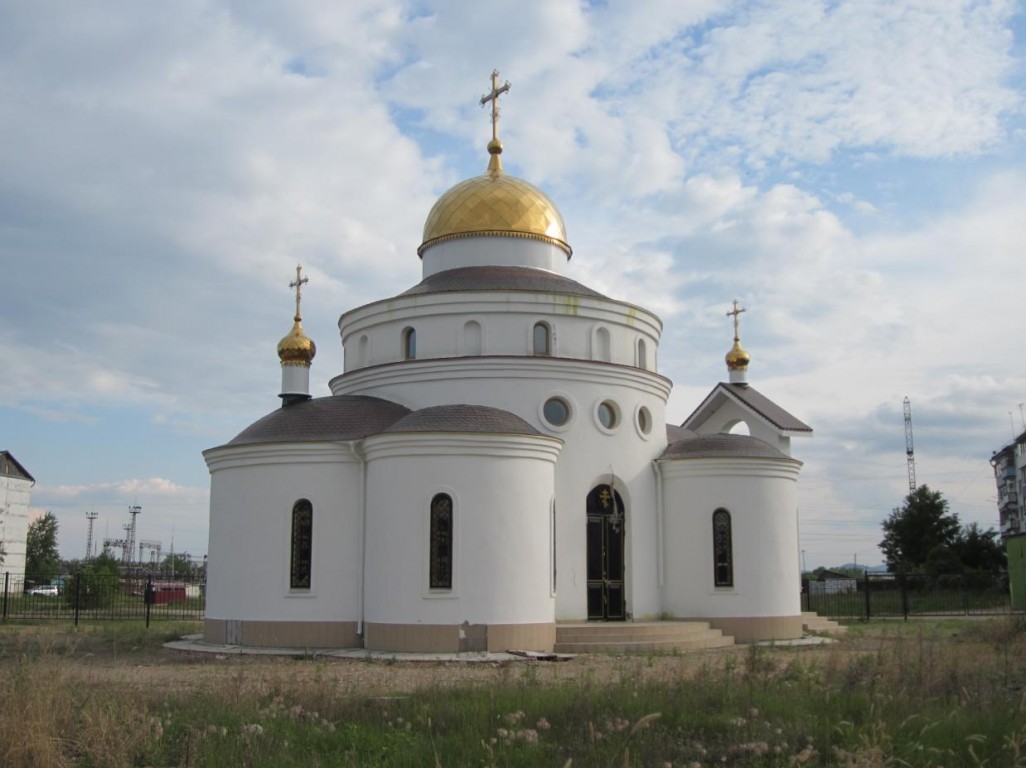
[903,396,917,494]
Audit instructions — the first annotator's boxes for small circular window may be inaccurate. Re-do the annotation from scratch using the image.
[597,400,619,430]
[637,406,652,435]
[543,397,571,426]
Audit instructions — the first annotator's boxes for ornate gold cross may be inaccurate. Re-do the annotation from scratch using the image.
[726,299,746,341]
[480,69,511,143]
[289,264,309,321]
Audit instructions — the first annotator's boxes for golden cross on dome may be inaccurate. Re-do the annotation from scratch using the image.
[726,299,746,341]
[289,264,309,321]
[480,69,511,143]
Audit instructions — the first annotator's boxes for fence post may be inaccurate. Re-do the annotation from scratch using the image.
[73,573,81,627]
[963,576,970,616]
[900,575,909,621]
[864,574,871,620]
[2,572,8,621]
[145,575,153,629]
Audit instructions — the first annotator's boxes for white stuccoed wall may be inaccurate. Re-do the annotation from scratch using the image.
[659,456,802,619]
[333,357,671,621]
[340,293,662,373]
[204,443,363,622]
[422,239,569,277]
[361,432,561,626]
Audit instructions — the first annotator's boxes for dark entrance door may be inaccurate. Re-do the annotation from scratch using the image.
[586,484,626,620]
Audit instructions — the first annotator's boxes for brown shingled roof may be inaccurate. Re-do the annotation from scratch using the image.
[398,266,606,299]
[381,404,544,436]
[682,382,812,435]
[659,433,793,461]
[227,396,411,446]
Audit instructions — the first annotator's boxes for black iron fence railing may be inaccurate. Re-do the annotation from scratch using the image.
[802,572,1011,619]
[1,572,204,625]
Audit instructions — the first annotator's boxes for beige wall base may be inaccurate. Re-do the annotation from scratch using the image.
[698,615,804,643]
[203,618,360,648]
[365,622,556,653]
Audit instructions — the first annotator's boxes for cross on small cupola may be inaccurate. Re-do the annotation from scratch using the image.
[277,263,316,406]
[724,298,751,383]
[290,263,309,323]
[480,69,511,175]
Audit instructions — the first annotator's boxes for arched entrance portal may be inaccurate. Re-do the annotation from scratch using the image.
[586,484,626,620]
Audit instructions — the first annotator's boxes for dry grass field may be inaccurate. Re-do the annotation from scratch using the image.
[2,618,1026,766]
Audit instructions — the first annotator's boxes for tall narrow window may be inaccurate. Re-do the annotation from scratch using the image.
[712,508,733,587]
[290,499,313,589]
[429,494,453,589]
[636,339,648,369]
[403,327,417,360]
[533,322,551,356]
[357,334,369,367]
[594,327,611,362]
[463,321,482,355]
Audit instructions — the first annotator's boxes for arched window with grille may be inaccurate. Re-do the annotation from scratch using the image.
[712,508,733,587]
[429,494,453,589]
[402,327,417,360]
[290,499,313,589]
[532,322,551,356]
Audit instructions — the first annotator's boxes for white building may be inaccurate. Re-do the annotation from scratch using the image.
[203,109,812,652]
[0,450,34,578]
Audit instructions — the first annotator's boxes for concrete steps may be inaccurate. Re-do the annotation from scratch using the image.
[802,611,847,636]
[554,621,735,654]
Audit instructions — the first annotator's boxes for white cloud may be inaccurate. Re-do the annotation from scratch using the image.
[1,1,1023,570]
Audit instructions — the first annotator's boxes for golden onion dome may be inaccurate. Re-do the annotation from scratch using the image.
[725,338,750,371]
[418,139,571,258]
[277,317,316,367]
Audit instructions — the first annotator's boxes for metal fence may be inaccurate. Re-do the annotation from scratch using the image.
[802,572,1011,619]
[1,572,205,625]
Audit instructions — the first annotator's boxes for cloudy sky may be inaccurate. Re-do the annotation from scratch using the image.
[1,1,1024,568]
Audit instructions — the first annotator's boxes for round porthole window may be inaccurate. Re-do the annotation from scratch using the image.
[543,397,571,427]
[637,406,652,435]
[597,400,619,430]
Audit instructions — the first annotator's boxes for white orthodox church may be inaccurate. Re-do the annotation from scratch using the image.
[203,79,812,652]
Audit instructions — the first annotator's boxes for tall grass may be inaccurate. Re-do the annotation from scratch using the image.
[2,618,1026,766]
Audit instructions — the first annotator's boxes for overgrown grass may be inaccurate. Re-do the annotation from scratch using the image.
[3,618,1026,766]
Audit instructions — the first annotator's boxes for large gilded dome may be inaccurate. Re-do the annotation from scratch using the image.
[418,140,571,258]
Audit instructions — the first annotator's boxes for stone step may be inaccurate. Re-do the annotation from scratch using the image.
[556,622,715,640]
[553,621,735,654]
[801,611,847,636]
[554,635,734,654]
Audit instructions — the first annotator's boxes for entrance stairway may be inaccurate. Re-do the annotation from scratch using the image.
[554,621,735,654]
[801,612,847,636]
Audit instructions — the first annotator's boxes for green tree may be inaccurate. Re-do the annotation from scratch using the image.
[952,522,1006,574]
[25,511,60,579]
[879,485,961,573]
[160,553,193,578]
[69,552,121,609]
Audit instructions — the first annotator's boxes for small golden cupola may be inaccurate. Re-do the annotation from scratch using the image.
[725,299,750,384]
[418,70,571,260]
[278,264,316,405]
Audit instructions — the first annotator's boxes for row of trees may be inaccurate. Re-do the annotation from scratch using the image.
[880,485,1005,575]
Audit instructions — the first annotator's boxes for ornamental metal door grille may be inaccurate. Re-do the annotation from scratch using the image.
[586,484,626,620]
